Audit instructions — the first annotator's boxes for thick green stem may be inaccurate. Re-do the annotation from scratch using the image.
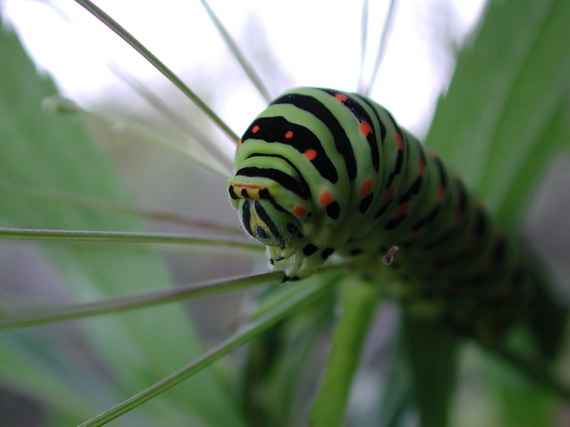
[309,277,380,427]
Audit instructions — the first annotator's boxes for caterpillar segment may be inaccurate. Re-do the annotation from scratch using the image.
[228,87,532,337]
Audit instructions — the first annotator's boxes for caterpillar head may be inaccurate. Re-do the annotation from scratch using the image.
[237,199,301,247]
[228,159,316,278]
[228,172,309,248]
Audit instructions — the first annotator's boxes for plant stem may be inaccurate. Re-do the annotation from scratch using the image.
[0,179,240,233]
[0,228,258,251]
[73,0,239,143]
[78,279,333,426]
[0,271,283,329]
[309,277,380,427]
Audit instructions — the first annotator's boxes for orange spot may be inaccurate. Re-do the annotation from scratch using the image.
[252,125,260,133]
[237,138,242,147]
[293,205,307,217]
[395,133,404,149]
[437,185,446,200]
[319,190,333,206]
[382,187,395,203]
[395,203,410,217]
[304,149,317,160]
[360,122,373,137]
[285,130,294,139]
[418,158,425,174]
[236,184,262,189]
[359,179,373,197]
[335,93,348,102]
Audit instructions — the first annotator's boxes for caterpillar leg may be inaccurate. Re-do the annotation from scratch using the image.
[268,245,324,281]
[382,246,400,265]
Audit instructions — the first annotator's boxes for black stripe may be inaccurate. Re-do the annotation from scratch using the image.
[247,153,312,199]
[326,201,341,220]
[384,109,405,141]
[384,109,407,186]
[424,229,454,251]
[242,116,338,183]
[385,215,407,230]
[410,205,441,232]
[241,201,253,236]
[228,185,238,200]
[236,167,308,199]
[359,193,374,213]
[375,196,394,219]
[386,148,404,189]
[435,156,448,191]
[259,188,293,214]
[321,89,380,172]
[353,94,387,144]
[254,201,282,240]
[398,175,423,204]
[272,93,357,181]
[456,181,468,214]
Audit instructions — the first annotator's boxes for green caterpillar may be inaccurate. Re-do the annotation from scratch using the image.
[228,87,532,337]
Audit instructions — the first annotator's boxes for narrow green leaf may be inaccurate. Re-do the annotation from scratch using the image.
[426,0,570,223]
[0,272,283,330]
[0,179,241,233]
[79,104,232,178]
[360,0,398,95]
[198,0,272,103]
[264,298,336,426]
[477,0,570,218]
[0,25,245,425]
[73,0,239,143]
[493,99,570,225]
[109,65,234,174]
[79,278,332,427]
[0,227,259,251]
[240,273,339,427]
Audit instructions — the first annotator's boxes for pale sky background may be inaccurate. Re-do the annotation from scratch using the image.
[3,0,487,161]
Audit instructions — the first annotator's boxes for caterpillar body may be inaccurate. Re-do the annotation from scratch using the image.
[228,87,532,336]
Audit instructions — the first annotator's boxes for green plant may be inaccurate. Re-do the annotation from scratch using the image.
[0,0,569,426]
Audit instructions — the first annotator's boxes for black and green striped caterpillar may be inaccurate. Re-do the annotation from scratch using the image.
[228,87,532,337]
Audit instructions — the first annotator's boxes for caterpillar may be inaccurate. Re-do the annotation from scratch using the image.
[228,87,532,337]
